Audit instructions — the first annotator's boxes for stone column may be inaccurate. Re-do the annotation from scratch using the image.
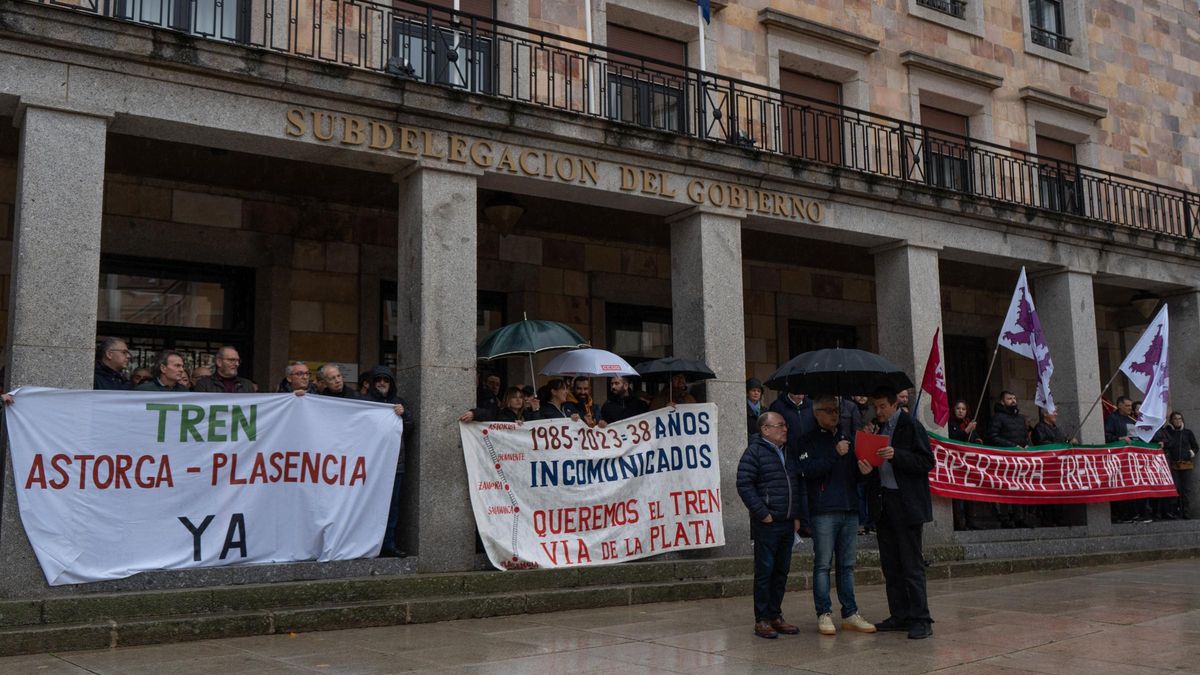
[1033,269,1107,533]
[395,163,480,573]
[668,209,749,555]
[872,242,953,542]
[1166,289,1200,519]
[1,103,110,598]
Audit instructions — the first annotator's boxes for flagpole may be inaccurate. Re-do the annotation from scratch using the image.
[697,3,706,73]
[970,344,1001,426]
[1069,370,1121,443]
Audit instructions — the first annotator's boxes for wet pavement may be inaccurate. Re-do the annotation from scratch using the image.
[3,558,1198,674]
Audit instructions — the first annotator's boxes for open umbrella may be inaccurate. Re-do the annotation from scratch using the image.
[766,348,913,397]
[478,316,590,384]
[634,357,716,383]
[540,349,638,377]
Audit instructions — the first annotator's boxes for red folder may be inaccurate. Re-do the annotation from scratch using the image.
[854,431,890,467]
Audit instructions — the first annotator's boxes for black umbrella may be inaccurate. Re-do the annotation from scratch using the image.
[765,348,913,397]
[634,357,716,383]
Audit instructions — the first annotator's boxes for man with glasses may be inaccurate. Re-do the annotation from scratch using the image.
[93,337,132,390]
[799,395,876,636]
[737,411,803,640]
[280,362,317,394]
[193,346,256,393]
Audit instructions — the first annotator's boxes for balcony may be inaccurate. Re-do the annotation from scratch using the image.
[916,0,968,20]
[1031,25,1073,54]
[15,0,1198,240]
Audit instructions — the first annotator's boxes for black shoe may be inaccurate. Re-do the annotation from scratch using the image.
[875,616,910,632]
[908,620,932,639]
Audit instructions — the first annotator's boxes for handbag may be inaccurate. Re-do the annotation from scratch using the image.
[1172,460,1195,471]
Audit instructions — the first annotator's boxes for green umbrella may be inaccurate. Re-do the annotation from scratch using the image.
[478,316,590,385]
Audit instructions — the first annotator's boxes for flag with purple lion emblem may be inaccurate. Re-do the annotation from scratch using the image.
[1118,305,1169,443]
[998,267,1056,413]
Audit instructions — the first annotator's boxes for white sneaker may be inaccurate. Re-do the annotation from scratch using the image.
[817,612,836,635]
[842,613,877,633]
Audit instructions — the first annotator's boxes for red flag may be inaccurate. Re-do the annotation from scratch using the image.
[921,329,950,427]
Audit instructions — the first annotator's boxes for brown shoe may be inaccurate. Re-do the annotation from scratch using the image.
[754,620,779,639]
[770,617,800,635]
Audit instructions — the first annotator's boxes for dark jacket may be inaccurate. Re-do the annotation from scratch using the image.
[134,377,187,392]
[864,411,935,525]
[769,395,815,454]
[948,420,980,443]
[987,404,1028,447]
[365,365,413,472]
[736,435,802,523]
[1156,425,1199,463]
[838,397,862,440]
[1030,420,1068,446]
[193,374,255,394]
[798,426,861,514]
[746,399,765,441]
[471,406,523,423]
[93,362,130,391]
[1104,413,1137,443]
[318,386,360,399]
[601,393,647,423]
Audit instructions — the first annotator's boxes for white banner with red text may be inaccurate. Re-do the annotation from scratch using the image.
[460,403,725,570]
[930,434,1177,504]
[4,387,402,585]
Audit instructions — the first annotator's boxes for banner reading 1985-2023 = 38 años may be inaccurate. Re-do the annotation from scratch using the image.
[4,388,403,585]
[460,403,725,570]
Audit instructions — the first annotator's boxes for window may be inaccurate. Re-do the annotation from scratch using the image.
[114,0,249,42]
[606,303,672,363]
[779,70,843,165]
[390,17,494,92]
[1028,0,1071,54]
[787,320,857,357]
[916,0,967,19]
[96,256,255,375]
[920,105,971,192]
[380,285,504,370]
[1036,136,1080,214]
[605,25,688,133]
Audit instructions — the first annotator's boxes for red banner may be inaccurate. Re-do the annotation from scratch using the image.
[930,435,1178,504]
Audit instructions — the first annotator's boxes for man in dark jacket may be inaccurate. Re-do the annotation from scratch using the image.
[799,395,876,636]
[859,387,935,639]
[315,363,359,399]
[93,337,132,390]
[1156,412,1197,519]
[193,346,255,394]
[366,365,414,557]
[987,391,1028,447]
[1105,396,1151,522]
[134,351,188,392]
[737,411,802,640]
[746,378,765,441]
[770,391,815,454]
[600,375,647,423]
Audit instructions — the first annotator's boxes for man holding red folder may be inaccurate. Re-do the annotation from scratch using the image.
[859,387,936,639]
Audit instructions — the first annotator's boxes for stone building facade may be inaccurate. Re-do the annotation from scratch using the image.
[0,0,1198,600]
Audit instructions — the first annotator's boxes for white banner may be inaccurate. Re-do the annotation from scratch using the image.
[4,388,402,585]
[460,403,725,570]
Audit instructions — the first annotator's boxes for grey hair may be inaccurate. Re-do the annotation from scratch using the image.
[96,336,126,360]
[757,412,774,431]
[283,361,309,378]
[317,363,342,381]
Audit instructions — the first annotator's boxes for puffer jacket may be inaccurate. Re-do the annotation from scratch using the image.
[736,434,802,523]
[987,403,1028,447]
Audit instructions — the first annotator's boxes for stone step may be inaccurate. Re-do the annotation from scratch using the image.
[0,544,1195,656]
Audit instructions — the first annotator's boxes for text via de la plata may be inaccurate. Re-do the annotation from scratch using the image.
[284,107,824,223]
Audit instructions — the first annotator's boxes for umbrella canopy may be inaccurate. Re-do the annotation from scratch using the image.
[766,348,913,396]
[477,319,589,360]
[541,349,639,377]
[634,357,716,383]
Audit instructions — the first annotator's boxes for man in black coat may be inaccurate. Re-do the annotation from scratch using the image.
[93,337,132,390]
[600,375,647,423]
[987,390,1028,447]
[769,391,815,455]
[365,365,414,557]
[859,387,935,639]
[737,411,803,640]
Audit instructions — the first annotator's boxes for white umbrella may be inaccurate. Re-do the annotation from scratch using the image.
[540,349,638,377]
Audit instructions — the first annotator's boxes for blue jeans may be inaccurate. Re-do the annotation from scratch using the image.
[751,519,795,621]
[812,510,859,617]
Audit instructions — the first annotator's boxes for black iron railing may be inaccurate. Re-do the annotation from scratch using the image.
[917,0,968,20]
[1031,25,1073,54]
[20,0,1199,239]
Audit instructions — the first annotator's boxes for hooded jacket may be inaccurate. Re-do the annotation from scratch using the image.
[365,365,413,472]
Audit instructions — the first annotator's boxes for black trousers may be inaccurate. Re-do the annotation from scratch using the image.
[876,489,931,623]
[751,519,794,621]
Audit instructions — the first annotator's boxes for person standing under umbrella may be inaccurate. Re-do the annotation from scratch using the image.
[651,373,697,409]
[858,387,936,640]
[601,375,647,423]
[538,379,581,420]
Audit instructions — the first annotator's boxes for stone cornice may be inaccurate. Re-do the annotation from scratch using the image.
[899,51,1003,90]
[1019,87,1108,121]
[756,8,880,54]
